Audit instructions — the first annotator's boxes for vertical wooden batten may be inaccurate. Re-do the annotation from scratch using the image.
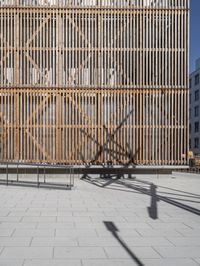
[0,0,189,166]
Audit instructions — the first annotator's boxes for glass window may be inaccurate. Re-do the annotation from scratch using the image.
[189,108,191,119]
[195,122,199,133]
[195,106,199,117]
[189,79,192,88]
[195,74,199,85]
[195,138,199,148]
[195,90,199,101]
[189,139,191,149]
[189,124,191,134]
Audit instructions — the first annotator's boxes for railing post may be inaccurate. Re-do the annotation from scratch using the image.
[37,166,39,188]
[17,161,19,182]
[69,166,71,189]
[72,167,74,187]
[6,162,8,186]
[71,166,73,189]
[44,165,46,183]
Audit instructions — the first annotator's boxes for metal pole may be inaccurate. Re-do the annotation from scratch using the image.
[17,161,19,182]
[44,165,46,183]
[37,166,39,188]
[69,166,71,189]
[71,167,72,187]
[72,166,74,187]
[6,162,8,186]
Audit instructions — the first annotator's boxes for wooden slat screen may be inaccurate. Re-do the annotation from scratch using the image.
[0,1,189,165]
[0,1,189,8]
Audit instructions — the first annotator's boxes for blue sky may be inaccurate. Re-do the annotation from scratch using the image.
[190,0,200,72]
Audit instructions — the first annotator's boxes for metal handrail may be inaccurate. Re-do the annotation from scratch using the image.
[0,161,73,169]
[0,161,74,189]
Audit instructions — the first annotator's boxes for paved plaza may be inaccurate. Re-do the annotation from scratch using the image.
[0,172,200,266]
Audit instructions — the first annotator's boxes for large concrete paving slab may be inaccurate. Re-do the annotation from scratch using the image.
[0,172,200,266]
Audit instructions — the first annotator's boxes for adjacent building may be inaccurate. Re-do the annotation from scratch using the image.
[189,58,200,155]
[0,0,189,165]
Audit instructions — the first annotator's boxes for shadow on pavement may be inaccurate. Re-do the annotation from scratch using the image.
[82,175,200,218]
[104,221,144,266]
[147,183,159,220]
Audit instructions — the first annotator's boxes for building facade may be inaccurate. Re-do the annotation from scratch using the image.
[0,0,189,165]
[189,58,200,155]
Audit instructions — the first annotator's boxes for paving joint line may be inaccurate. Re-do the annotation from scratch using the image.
[151,245,164,258]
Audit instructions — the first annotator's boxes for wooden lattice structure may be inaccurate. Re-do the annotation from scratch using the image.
[0,0,189,165]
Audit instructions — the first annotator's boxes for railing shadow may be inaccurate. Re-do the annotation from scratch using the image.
[104,221,145,266]
[147,183,159,220]
[82,175,200,218]
[118,179,200,217]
